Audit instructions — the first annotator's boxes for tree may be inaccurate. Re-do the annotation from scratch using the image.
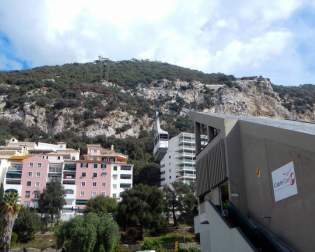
[117,184,166,235]
[134,163,161,186]
[38,181,65,225]
[0,183,3,202]
[0,191,21,252]
[164,182,198,226]
[94,213,120,252]
[85,195,117,216]
[56,212,119,252]
[13,207,41,242]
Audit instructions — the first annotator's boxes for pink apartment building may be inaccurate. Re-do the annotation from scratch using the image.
[3,143,133,217]
[75,160,112,208]
[20,156,49,207]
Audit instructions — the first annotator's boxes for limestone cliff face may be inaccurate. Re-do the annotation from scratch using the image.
[0,77,313,138]
[207,78,292,118]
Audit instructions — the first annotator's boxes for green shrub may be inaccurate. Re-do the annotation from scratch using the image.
[11,232,18,244]
[85,195,118,215]
[56,213,120,252]
[13,207,41,243]
[178,247,201,252]
[141,238,162,252]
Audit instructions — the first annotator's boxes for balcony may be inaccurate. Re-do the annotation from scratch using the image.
[64,163,76,171]
[6,172,22,179]
[63,180,75,185]
[6,179,21,185]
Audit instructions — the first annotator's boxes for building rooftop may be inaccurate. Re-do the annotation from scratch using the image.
[8,155,29,161]
[196,112,315,136]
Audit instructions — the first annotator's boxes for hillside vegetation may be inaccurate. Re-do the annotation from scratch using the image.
[0,59,314,178]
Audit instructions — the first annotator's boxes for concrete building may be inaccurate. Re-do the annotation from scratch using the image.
[1,141,133,220]
[3,155,27,198]
[20,156,49,208]
[160,132,195,186]
[82,144,133,201]
[160,132,207,186]
[191,112,315,252]
[75,160,112,208]
[2,138,69,154]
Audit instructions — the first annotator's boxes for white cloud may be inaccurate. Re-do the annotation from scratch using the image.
[0,0,315,84]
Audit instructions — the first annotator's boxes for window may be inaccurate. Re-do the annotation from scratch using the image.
[113,193,117,198]
[113,184,117,189]
[91,192,96,197]
[113,174,118,180]
[121,165,131,171]
[94,163,98,168]
[36,172,40,177]
[65,189,74,194]
[80,191,84,196]
[101,172,106,176]
[57,156,61,160]
[120,174,131,179]
[33,191,40,199]
[102,182,106,187]
[25,191,30,198]
[81,182,86,187]
[113,166,117,171]
[93,182,97,187]
[101,192,106,196]
[169,176,171,179]
[28,172,32,177]
[93,173,97,178]
[27,181,31,186]
[81,172,86,177]
[35,182,40,187]
[37,163,42,168]
[80,163,88,168]
[30,162,33,168]
[120,183,131,189]
[101,163,106,168]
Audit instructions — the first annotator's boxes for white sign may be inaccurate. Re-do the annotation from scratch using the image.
[272,161,298,202]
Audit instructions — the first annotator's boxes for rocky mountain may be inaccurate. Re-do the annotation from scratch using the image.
[0,60,314,144]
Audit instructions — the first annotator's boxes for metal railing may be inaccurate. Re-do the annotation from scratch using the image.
[225,202,295,252]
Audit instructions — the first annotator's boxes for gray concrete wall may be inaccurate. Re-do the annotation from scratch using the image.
[224,122,248,214]
[191,112,315,252]
[239,121,315,252]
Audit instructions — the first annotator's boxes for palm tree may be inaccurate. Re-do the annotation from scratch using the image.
[0,191,21,252]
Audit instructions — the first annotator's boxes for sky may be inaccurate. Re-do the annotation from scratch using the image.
[1,0,315,85]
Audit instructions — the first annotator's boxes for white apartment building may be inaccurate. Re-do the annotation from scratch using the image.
[160,132,208,186]
[110,163,133,200]
[160,132,195,186]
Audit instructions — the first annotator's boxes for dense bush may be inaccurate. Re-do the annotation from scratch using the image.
[56,213,120,252]
[85,195,118,215]
[13,207,41,243]
[117,184,166,235]
[141,238,163,252]
[273,84,315,113]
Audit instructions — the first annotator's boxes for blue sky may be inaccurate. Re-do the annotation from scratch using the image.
[1,0,315,85]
